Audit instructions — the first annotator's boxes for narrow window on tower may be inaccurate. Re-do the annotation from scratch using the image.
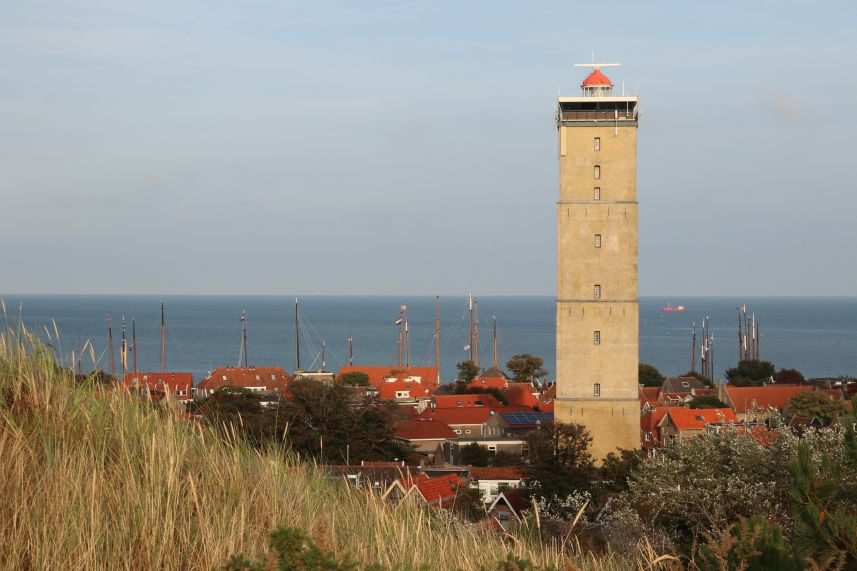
[594,330,601,345]
[594,137,601,151]
[594,187,601,200]
[594,383,601,397]
[594,165,601,179]
[594,234,602,248]
[594,284,601,299]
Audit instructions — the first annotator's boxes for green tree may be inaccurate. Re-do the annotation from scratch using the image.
[460,442,491,467]
[197,388,271,446]
[725,360,775,386]
[783,391,846,423]
[688,395,729,409]
[525,422,594,500]
[340,371,370,386]
[774,368,806,385]
[505,354,547,384]
[638,363,664,387]
[278,379,410,463]
[789,444,857,565]
[456,360,479,384]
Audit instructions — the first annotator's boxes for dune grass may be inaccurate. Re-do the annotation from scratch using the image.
[0,325,665,570]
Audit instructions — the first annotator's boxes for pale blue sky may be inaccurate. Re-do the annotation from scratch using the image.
[2,1,856,296]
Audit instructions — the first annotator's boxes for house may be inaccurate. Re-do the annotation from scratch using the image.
[659,377,712,406]
[468,377,554,412]
[417,406,526,437]
[123,372,193,406]
[721,384,814,421]
[487,490,526,532]
[640,407,668,451]
[195,366,293,397]
[489,411,554,437]
[468,467,525,503]
[327,461,421,493]
[440,438,530,465]
[658,408,738,444]
[430,394,503,409]
[409,473,469,508]
[339,366,439,407]
[393,418,457,454]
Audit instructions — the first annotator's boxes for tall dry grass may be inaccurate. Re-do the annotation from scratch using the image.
[0,323,667,570]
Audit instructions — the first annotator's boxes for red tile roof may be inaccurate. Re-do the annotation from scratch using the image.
[411,474,465,506]
[725,385,814,414]
[123,372,194,401]
[197,367,293,393]
[376,379,435,400]
[417,405,528,427]
[432,394,503,408]
[468,467,524,481]
[394,419,457,441]
[469,376,509,390]
[339,366,439,388]
[664,408,738,431]
[504,383,539,409]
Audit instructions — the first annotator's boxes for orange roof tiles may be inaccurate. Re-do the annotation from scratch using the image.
[339,366,439,388]
[418,405,528,427]
[665,408,738,431]
[394,419,457,441]
[469,376,509,390]
[376,379,435,400]
[124,372,193,400]
[197,366,293,393]
[432,394,503,408]
[725,385,814,414]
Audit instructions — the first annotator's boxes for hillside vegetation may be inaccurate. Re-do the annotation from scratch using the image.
[0,326,656,570]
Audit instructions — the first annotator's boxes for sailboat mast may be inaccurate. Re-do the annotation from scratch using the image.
[160,301,166,372]
[121,317,127,375]
[295,298,301,371]
[131,319,137,375]
[403,304,409,368]
[691,322,697,373]
[241,310,249,368]
[473,300,479,369]
[468,291,473,363]
[321,342,326,372]
[107,313,115,379]
[348,335,353,366]
[435,296,441,383]
[492,316,498,370]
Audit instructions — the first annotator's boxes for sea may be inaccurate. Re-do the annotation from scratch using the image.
[2,295,855,383]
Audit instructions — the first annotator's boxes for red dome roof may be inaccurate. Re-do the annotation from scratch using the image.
[582,68,613,86]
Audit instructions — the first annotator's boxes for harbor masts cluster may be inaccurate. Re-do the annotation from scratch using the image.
[699,316,715,383]
[737,304,760,362]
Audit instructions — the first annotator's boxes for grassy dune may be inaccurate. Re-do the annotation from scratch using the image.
[0,326,659,570]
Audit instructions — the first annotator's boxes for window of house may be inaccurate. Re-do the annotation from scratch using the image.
[222,375,227,381]
[594,383,601,397]
[271,375,276,381]
[454,429,462,434]
[465,429,472,434]
[594,137,601,151]
[594,165,601,179]
[488,446,497,452]
[594,187,601,200]
[595,234,602,248]
[594,284,601,298]
[594,330,601,345]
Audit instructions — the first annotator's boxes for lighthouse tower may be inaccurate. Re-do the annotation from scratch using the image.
[554,64,640,461]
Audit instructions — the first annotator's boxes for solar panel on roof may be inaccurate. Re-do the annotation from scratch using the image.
[502,412,553,425]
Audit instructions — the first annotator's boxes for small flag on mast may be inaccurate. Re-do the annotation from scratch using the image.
[394,316,403,325]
